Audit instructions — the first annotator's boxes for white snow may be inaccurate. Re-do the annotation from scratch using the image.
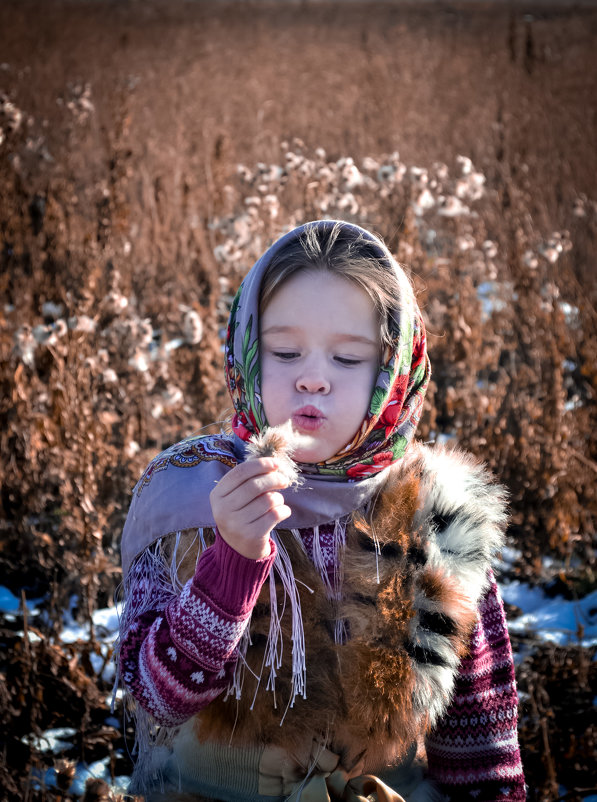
[23,727,77,754]
[500,582,597,648]
[59,602,122,644]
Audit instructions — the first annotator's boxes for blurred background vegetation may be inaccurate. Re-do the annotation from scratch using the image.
[0,1,596,799]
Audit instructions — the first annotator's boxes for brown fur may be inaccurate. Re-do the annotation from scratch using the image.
[164,464,480,775]
[335,474,426,767]
[164,528,214,583]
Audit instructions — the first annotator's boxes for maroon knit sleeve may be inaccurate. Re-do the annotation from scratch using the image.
[119,531,276,726]
[425,570,526,801]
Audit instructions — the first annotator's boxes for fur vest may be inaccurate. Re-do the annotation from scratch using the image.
[186,444,507,775]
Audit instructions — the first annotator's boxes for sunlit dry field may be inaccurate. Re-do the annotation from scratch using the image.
[1,1,596,799]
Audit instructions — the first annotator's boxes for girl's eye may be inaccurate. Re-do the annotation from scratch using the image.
[273,351,300,361]
[334,356,363,366]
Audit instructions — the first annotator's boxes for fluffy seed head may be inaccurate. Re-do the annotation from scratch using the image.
[245,421,302,487]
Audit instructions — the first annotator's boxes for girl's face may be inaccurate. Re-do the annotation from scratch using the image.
[260,270,380,463]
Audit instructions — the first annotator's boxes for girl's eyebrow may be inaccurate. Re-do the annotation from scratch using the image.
[262,325,378,346]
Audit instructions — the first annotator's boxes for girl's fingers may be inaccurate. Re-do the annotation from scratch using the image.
[212,470,289,513]
[215,492,290,542]
[241,491,287,525]
[216,458,282,498]
[218,491,286,532]
[210,459,294,547]
[219,503,292,559]
[242,505,292,540]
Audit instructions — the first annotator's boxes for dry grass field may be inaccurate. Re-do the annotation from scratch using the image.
[1,1,596,799]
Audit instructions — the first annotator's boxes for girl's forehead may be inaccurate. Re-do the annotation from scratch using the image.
[263,269,369,307]
[261,270,380,341]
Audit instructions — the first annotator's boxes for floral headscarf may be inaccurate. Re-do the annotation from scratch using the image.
[226,220,430,480]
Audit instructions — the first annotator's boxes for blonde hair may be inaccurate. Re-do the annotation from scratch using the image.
[259,221,412,348]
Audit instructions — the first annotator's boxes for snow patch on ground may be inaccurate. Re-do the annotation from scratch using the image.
[499,582,597,647]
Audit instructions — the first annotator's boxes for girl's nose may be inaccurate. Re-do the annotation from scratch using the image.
[296,364,330,394]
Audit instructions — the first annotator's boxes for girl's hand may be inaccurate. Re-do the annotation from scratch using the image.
[209,458,291,560]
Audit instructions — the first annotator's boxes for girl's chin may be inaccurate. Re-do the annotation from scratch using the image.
[292,435,334,464]
[296,452,327,464]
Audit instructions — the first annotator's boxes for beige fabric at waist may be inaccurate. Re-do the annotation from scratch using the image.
[147,720,438,802]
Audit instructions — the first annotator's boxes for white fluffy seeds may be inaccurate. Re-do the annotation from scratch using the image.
[245,421,302,487]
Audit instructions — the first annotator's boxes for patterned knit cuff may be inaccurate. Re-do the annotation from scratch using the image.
[192,529,276,617]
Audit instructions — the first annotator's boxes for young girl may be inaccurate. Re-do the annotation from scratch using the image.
[117,220,526,802]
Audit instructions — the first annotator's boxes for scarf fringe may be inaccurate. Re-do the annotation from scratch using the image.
[229,520,350,717]
[300,518,348,644]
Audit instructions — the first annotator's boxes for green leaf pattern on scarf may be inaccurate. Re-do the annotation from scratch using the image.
[369,386,387,417]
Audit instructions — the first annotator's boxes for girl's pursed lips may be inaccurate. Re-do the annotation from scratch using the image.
[292,405,326,432]
[293,405,325,419]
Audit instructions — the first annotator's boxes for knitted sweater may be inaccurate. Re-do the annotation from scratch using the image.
[119,525,525,801]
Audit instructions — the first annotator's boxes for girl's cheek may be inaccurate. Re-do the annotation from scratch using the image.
[260,355,275,380]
